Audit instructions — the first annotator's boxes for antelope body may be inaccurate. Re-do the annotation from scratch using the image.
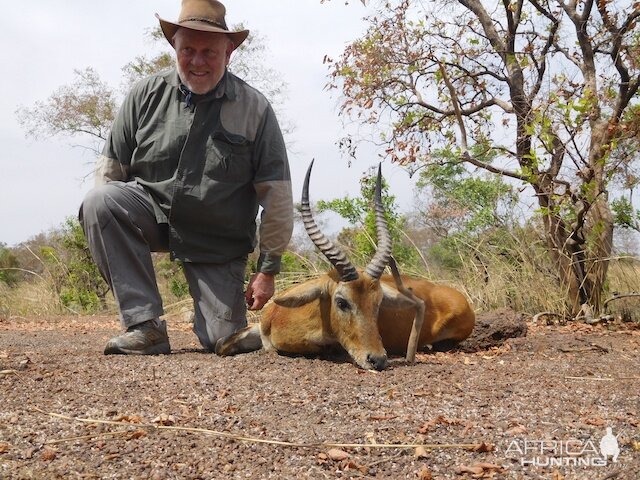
[215,162,475,370]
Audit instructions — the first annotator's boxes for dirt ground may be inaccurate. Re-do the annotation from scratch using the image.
[0,309,638,480]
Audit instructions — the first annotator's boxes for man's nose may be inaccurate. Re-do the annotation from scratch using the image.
[191,53,206,66]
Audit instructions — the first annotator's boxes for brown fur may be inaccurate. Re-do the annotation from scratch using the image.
[216,269,475,370]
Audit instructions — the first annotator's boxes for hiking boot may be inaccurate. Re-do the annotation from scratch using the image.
[104,319,171,355]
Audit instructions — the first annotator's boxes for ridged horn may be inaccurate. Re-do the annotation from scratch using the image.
[364,164,392,279]
[301,160,359,282]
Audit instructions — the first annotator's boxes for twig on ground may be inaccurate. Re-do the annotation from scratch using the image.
[34,407,487,451]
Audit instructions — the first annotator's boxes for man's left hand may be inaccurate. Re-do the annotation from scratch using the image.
[245,272,275,310]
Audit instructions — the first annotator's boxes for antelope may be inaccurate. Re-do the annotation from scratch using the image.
[215,162,475,370]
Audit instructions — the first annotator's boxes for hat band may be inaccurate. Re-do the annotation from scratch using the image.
[179,16,227,30]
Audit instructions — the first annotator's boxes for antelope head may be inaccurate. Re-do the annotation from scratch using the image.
[274,161,393,370]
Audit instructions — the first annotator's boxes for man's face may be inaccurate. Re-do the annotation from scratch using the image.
[174,28,233,94]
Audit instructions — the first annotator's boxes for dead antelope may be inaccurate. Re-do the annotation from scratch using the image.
[216,162,475,370]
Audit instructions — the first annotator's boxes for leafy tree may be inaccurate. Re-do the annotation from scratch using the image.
[326,0,640,315]
[318,167,419,266]
[18,67,116,155]
[0,244,20,286]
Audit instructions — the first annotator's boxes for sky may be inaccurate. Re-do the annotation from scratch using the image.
[0,0,420,247]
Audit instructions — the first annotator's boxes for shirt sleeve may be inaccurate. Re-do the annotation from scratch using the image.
[253,104,293,274]
[97,84,140,184]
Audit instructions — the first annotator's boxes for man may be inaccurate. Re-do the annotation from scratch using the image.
[80,0,293,355]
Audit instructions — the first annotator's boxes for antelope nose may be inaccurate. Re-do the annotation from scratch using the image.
[367,353,388,371]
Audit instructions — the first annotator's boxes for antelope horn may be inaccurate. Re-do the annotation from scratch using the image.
[301,160,359,282]
[364,164,392,279]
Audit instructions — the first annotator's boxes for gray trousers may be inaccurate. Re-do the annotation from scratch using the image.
[79,181,247,350]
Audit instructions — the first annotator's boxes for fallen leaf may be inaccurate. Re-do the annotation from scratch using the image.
[456,462,504,477]
[631,440,640,451]
[128,429,147,440]
[40,448,57,461]
[585,417,606,426]
[113,414,143,424]
[413,391,430,397]
[152,414,176,426]
[505,424,527,435]
[0,370,18,376]
[0,442,10,453]
[364,431,377,444]
[418,415,458,433]
[415,445,429,458]
[369,414,398,421]
[456,465,483,475]
[416,465,433,479]
[327,448,350,461]
[342,459,368,473]
[474,442,495,452]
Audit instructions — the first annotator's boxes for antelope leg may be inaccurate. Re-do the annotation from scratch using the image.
[388,257,425,363]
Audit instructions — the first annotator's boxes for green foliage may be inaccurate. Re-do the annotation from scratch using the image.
[0,244,20,286]
[156,256,190,299]
[53,218,108,313]
[318,170,419,266]
[416,161,518,236]
[612,197,640,232]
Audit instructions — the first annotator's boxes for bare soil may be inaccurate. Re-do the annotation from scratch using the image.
[0,310,638,479]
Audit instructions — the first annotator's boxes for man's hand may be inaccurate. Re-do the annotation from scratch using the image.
[245,272,275,310]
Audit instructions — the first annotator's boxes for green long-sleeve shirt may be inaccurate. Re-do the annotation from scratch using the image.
[97,68,293,273]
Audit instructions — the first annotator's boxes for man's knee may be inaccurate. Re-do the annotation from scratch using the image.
[80,184,121,226]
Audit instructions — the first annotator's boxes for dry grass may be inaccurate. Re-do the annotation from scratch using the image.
[2,248,638,322]
[0,277,61,318]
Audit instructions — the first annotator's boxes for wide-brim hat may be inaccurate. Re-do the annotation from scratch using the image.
[156,0,249,49]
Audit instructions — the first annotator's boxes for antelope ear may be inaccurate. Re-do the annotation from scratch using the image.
[273,277,329,307]
[380,282,418,309]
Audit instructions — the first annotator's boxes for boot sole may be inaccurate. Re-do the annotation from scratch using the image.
[104,342,171,355]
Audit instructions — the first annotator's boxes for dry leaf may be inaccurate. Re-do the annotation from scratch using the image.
[0,442,10,453]
[113,414,143,424]
[505,424,527,435]
[342,459,368,474]
[415,445,429,458]
[474,442,495,452]
[152,414,176,426]
[41,448,57,461]
[456,463,504,477]
[585,417,606,426]
[128,429,147,440]
[631,440,640,451]
[369,414,398,421]
[418,415,457,433]
[456,465,484,475]
[364,431,377,444]
[551,471,564,480]
[416,465,433,479]
[327,448,350,461]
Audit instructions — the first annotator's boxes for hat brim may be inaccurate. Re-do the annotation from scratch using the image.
[155,14,249,49]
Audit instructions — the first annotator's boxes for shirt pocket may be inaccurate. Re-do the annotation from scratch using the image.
[205,130,253,183]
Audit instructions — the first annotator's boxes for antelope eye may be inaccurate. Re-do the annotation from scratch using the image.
[336,297,351,312]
